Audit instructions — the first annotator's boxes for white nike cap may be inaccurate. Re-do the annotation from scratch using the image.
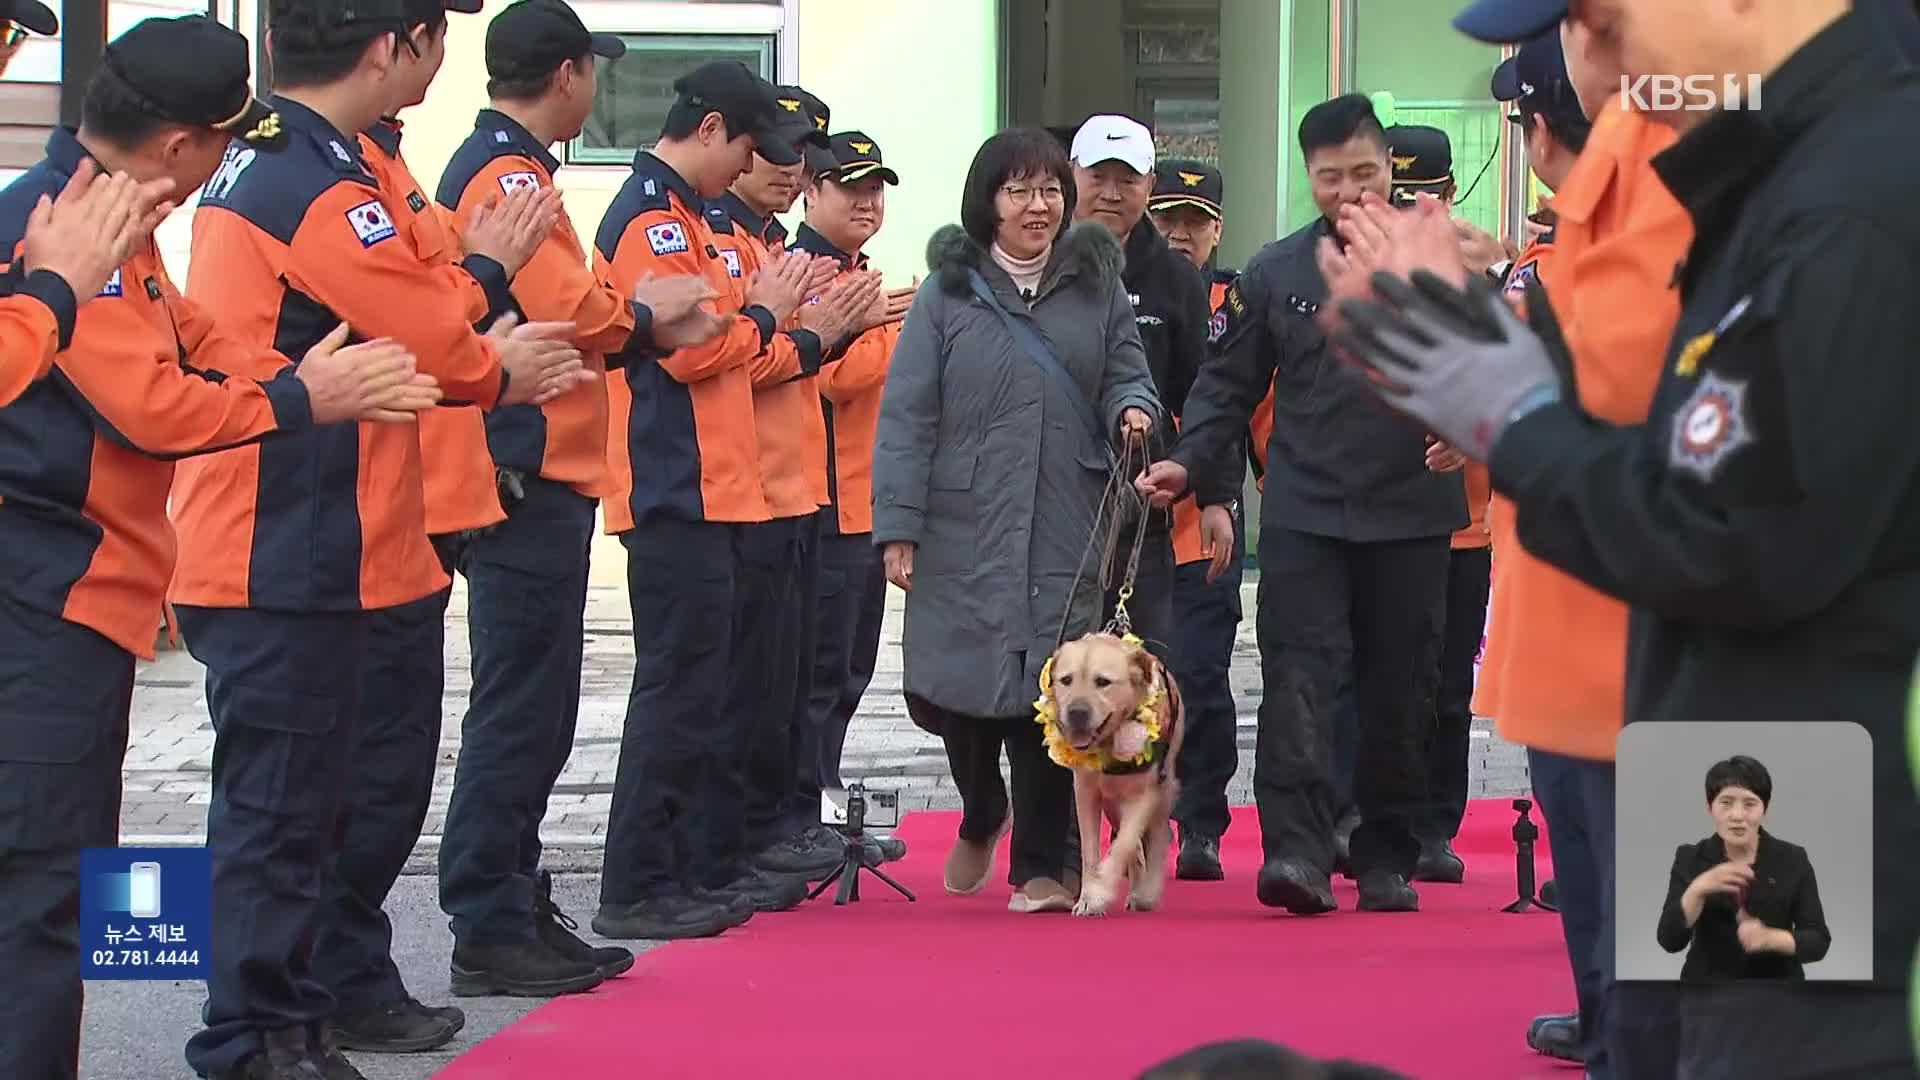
[1070,114,1155,175]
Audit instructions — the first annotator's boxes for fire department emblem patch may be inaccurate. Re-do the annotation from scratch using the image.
[1669,372,1753,481]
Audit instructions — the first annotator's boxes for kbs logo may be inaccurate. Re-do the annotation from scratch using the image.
[1619,74,1762,113]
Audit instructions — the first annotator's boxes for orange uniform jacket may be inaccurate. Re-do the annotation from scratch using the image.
[1472,100,1692,761]
[360,118,507,537]
[0,130,315,657]
[789,221,895,535]
[1172,272,1275,565]
[0,265,78,407]
[1452,465,1491,550]
[439,110,651,502]
[704,193,831,520]
[596,152,773,531]
[170,96,515,613]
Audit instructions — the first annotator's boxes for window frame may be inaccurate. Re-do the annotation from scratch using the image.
[561,0,792,172]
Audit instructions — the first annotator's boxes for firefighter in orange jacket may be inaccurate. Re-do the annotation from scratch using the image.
[591,60,819,942]
[706,88,881,892]
[0,16,442,1080]
[1147,158,1272,882]
[434,0,725,1002]
[166,0,595,1074]
[302,0,573,1053]
[792,131,915,864]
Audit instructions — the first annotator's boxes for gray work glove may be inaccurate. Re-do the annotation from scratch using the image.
[1331,270,1565,463]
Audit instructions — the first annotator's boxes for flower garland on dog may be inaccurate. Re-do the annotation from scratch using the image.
[1034,633,1166,771]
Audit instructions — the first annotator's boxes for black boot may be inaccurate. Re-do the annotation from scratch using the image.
[1529,1013,1585,1062]
[1255,856,1336,914]
[592,892,740,940]
[1413,839,1465,884]
[449,940,605,998]
[753,827,846,878]
[1175,831,1224,881]
[535,871,636,978]
[1538,878,1559,911]
[311,1027,371,1080]
[714,865,809,912]
[1355,870,1420,912]
[329,997,463,1053]
[209,1027,327,1080]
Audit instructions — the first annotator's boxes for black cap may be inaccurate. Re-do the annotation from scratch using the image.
[1386,125,1452,206]
[2,0,57,36]
[103,16,282,145]
[1452,0,1566,44]
[770,86,833,173]
[822,131,897,185]
[671,60,802,167]
[485,0,625,83]
[1149,159,1222,220]
[444,0,482,12]
[1492,31,1586,135]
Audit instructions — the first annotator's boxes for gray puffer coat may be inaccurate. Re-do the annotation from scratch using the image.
[871,221,1163,722]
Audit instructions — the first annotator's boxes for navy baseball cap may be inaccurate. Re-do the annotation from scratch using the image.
[1492,31,1586,133]
[3,0,57,36]
[1453,0,1566,44]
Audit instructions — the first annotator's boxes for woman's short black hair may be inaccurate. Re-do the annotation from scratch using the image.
[1705,755,1773,807]
[958,127,1077,249]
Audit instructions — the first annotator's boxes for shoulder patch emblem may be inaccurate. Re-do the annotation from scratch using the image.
[1504,260,1539,296]
[347,200,398,247]
[1207,310,1227,343]
[494,130,511,143]
[1224,281,1246,317]
[329,140,353,163]
[719,248,742,278]
[498,170,540,194]
[98,269,122,298]
[645,221,690,256]
[1669,372,1753,481]
[405,191,426,213]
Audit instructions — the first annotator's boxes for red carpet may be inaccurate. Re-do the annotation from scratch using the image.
[440,800,1575,1080]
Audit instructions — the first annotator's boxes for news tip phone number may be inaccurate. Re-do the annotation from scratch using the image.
[91,949,201,966]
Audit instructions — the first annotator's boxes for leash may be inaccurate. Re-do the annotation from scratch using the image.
[1052,432,1155,652]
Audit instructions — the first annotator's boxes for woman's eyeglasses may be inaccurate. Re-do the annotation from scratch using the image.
[1000,183,1065,206]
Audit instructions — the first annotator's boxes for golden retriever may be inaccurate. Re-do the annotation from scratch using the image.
[1044,632,1186,916]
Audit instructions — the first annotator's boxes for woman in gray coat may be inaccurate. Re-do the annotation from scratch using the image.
[870,128,1163,914]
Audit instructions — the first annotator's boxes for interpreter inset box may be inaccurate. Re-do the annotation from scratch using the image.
[1615,722,1872,983]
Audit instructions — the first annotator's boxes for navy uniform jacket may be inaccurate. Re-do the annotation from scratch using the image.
[1173,217,1467,540]
[1490,11,1920,988]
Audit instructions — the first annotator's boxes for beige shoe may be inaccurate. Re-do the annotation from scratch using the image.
[944,818,1010,895]
[1009,877,1074,913]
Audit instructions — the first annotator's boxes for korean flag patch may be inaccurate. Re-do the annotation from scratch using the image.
[498,170,540,195]
[98,269,123,298]
[347,200,397,247]
[719,248,742,278]
[646,221,690,256]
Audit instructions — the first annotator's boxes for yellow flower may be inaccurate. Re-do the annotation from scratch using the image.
[1033,640,1166,771]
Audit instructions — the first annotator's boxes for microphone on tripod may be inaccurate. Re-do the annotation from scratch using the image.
[1503,797,1543,914]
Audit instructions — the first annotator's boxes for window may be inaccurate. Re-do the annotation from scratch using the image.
[569,32,776,165]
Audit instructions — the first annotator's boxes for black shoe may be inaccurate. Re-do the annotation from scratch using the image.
[329,997,463,1053]
[535,871,635,978]
[1538,878,1559,911]
[1331,810,1360,880]
[687,882,757,921]
[754,828,847,878]
[856,833,908,863]
[310,1030,370,1080]
[1355,870,1420,912]
[449,940,605,998]
[716,866,809,912]
[1175,832,1225,881]
[592,893,740,940]
[1413,840,1465,884]
[210,1028,327,1080]
[1255,856,1337,914]
[1529,1013,1585,1062]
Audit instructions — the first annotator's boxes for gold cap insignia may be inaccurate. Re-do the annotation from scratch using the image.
[777,98,801,112]
[1178,171,1204,187]
[1391,154,1418,173]
[849,141,873,155]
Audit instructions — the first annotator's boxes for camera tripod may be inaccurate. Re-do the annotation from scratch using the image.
[1503,797,1546,914]
[807,784,916,906]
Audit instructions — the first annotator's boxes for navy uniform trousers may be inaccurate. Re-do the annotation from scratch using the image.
[176,604,369,1077]
[1168,504,1246,842]
[440,478,596,948]
[805,513,886,797]
[310,586,449,1013]
[0,593,136,1080]
[743,511,821,847]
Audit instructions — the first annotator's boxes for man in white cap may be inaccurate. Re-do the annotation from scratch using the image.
[1066,114,1210,679]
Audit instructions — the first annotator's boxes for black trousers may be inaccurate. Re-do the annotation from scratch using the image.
[807,522,887,795]
[1251,527,1447,878]
[311,588,449,1011]
[1418,545,1492,844]
[1675,984,1915,1079]
[1529,750,1618,1074]
[1169,505,1246,841]
[745,513,819,842]
[600,519,741,906]
[911,700,1073,888]
[178,605,368,1077]
[0,597,135,1080]
[1102,519,1175,661]
[440,479,596,948]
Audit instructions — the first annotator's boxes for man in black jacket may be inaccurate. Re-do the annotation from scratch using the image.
[1137,95,1466,915]
[1067,114,1212,662]
[1336,0,1920,1074]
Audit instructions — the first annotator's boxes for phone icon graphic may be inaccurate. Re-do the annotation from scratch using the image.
[128,862,162,919]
